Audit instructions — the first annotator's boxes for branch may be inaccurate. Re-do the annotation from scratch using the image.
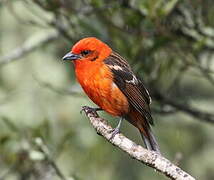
[153,92,214,124]
[34,138,68,180]
[0,31,59,67]
[33,76,84,97]
[176,5,214,51]
[0,165,15,180]
[81,106,195,180]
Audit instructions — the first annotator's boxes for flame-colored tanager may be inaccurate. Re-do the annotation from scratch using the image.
[63,37,160,153]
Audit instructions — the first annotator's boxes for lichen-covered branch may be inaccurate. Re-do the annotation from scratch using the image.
[81,106,195,180]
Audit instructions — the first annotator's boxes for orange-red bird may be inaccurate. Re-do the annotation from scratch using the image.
[63,37,160,153]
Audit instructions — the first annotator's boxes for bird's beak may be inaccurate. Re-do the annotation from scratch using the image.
[62,52,81,61]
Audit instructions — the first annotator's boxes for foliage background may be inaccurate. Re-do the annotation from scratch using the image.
[0,0,214,180]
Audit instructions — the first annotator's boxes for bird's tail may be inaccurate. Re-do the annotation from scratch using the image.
[140,128,161,154]
[126,108,161,154]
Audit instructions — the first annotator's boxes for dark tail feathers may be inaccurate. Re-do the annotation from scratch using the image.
[140,129,161,154]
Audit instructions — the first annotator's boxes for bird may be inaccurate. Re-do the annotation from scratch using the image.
[62,37,160,153]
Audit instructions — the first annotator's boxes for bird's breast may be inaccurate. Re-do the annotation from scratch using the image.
[75,62,129,116]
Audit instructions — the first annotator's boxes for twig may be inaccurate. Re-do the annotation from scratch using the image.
[81,106,196,180]
[49,13,74,42]
[154,92,214,124]
[152,106,178,115]
[0,165,15,180]
[33,75,84,97]
[34,138,68,180]
[195,63,214,86]
[0,31,59,66]
[176,5,214,51]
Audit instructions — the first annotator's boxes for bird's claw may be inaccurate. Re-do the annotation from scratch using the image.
[109,117,123,140]
[80,106,100,117]
[81,106,92,114]
[109,127,120,140]
[80,106,86,114]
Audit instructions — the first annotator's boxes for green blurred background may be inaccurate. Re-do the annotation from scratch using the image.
[0,0,214,179]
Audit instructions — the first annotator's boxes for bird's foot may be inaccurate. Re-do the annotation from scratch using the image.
[109,117,123,140]
[81,106,102,117]
[109,127,120,140]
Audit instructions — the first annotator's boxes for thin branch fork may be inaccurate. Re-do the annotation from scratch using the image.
[81,106,195,180]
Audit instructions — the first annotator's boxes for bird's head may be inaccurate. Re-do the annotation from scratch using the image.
[62,37,112,64]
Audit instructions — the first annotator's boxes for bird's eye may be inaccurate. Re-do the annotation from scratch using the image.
[81,50,91,56]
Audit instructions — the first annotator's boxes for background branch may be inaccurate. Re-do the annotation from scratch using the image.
[34,138,68,180]
[0,31,59,66]
[153,92,214,124]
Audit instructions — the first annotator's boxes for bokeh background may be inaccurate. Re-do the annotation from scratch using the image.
[0,0,214,179]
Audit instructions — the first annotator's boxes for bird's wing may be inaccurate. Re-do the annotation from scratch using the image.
[104,51,153,125]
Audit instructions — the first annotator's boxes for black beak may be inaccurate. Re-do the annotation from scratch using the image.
[62,52,81,61]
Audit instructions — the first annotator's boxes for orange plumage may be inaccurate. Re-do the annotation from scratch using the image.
[63,37,160,153]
